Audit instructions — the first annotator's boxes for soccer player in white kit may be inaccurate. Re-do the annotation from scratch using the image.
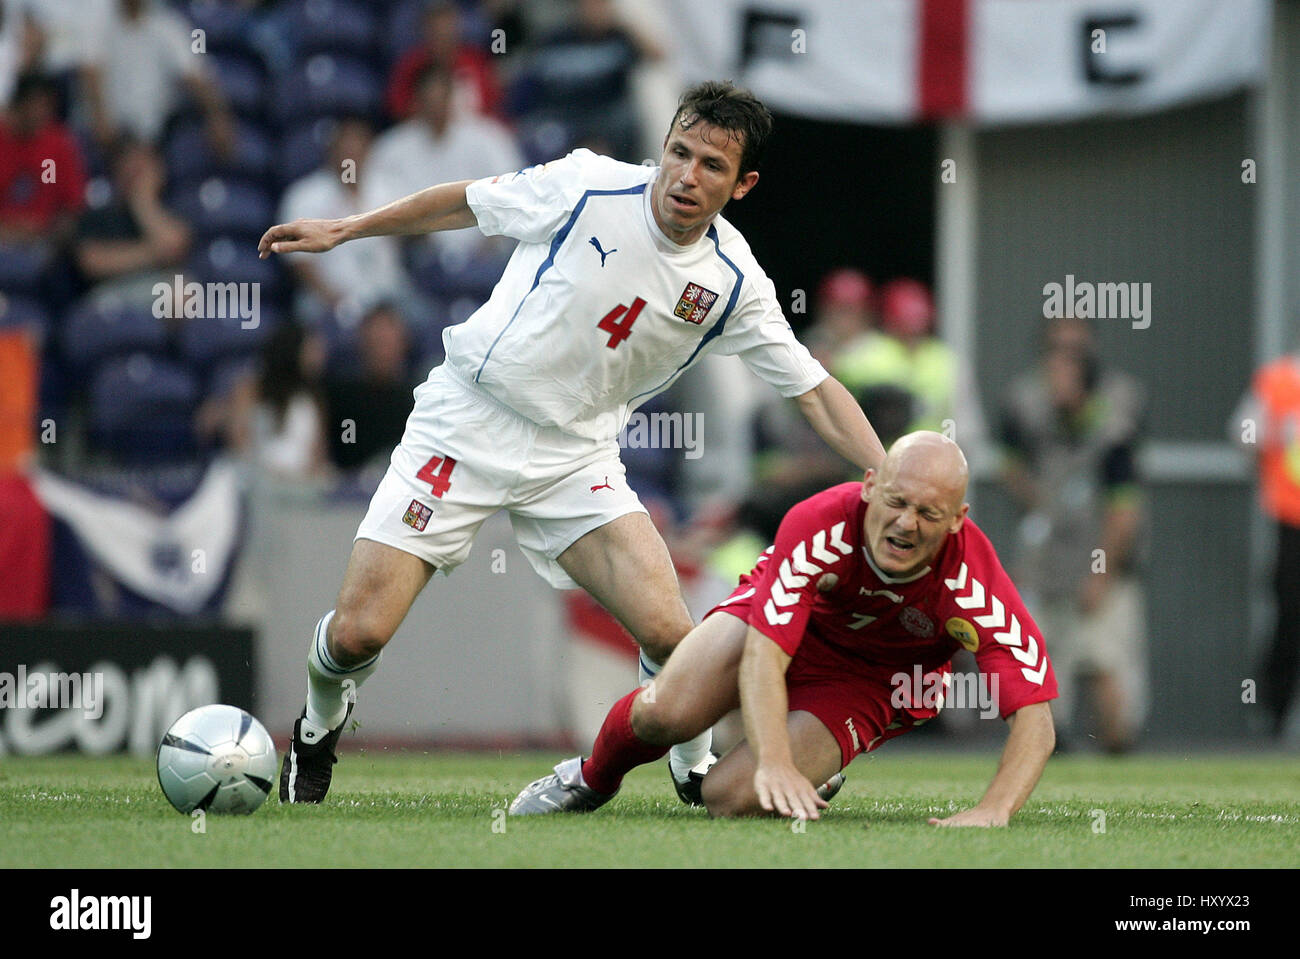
[258,81,886,804]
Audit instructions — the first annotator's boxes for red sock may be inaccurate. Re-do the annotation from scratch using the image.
[581,688,669,795]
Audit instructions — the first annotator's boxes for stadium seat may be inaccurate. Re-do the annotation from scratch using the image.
[276,117,338,187]
[184,0,261,61]
[178,305,277,368]
[0,295,49,342]
[190,237,286,303]
[206,354,258,399]
[61,301,170,374]
[513,117,576,168]
[0,241,55,297]
[88,353,201,463]
[290,0,379,60]
[170,176,276,240]
[273,54,383,125]
[406,243,507,305]
[383,0,427,65]
[166,118,274,184]
[209,52,269,121]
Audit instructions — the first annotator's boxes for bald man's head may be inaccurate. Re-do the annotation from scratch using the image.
[862,431,970,577]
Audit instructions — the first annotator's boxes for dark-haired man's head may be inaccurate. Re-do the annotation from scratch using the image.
[666,80,772,176]
[649,81,772,246]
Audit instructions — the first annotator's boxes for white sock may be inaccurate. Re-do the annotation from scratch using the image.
[669,729,713,782]
[639,652,713,782]
[304,610,380,733]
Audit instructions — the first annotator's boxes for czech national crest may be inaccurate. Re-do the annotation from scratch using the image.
[673,282,719,325]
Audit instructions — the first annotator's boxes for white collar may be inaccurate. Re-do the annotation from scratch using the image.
[862,545,931,584]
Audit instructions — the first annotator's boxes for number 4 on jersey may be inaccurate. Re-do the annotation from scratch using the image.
[416,454,457,498]
[597,296,646,349]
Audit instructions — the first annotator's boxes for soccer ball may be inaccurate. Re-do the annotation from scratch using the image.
[156,704,278,814]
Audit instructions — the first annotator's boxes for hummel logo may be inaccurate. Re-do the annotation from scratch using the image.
[590,476,614,492]
[860,586,905,603]
[844,717,860,752]
[589,236,617,267]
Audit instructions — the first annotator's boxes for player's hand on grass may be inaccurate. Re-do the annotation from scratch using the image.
[755,762,829,821]
[258,218,343,258]
[928,805,1009,827]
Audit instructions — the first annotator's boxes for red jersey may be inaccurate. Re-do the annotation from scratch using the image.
[734,483,1057,719]
[0,122,86,231]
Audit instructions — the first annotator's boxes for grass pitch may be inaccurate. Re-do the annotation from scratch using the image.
[1,749,1296,869]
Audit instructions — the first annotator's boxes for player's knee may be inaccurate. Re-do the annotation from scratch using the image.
[701,768,756,819]
[630,694,695,746]
[635,617,692,666]
[327,608,392,665]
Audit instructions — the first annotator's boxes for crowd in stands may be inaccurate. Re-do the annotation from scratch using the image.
[0,0,655,476]
[0,0,995,574]
[0,0,1167,749]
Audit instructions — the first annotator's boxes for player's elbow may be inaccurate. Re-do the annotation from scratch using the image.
[1011,702,1056,752]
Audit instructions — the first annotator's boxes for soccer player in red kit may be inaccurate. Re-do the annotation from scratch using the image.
[510,431,1057,824]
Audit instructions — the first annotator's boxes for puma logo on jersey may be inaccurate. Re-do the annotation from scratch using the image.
[590,476,614,492]
[589,236,617,267]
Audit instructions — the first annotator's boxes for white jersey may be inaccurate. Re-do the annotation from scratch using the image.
[443,149,827,442]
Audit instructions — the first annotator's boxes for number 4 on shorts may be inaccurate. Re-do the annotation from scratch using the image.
[416,453,457,498]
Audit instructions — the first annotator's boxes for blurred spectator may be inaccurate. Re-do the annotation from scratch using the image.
[251,320,330,481]
[1232,349,1300,737]
[74,136,190,305]
[0,70,83,240]
[277,116,412,328]
[324,302,418,470]
[365,62,522,266]
[717,269,884,576]
[387,0,504,122]
[511,0,660,161]
[197,320,331,482]
[0,71,84,303]
[1000,315,1146,753]
[834,277,986,451]
[0,0,40,110]
[15,0,111,117]
[82,0,234,154]
[805,267,877,367]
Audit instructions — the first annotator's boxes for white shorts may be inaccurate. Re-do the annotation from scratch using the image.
[355,364,646,589]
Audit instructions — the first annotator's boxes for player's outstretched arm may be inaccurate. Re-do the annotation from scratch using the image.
[795,376,887,472]
[929,701,1055,827]
[739,627,829,821]
[257,179,477,258]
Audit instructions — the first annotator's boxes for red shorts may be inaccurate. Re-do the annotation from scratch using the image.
[708,570,945,769]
